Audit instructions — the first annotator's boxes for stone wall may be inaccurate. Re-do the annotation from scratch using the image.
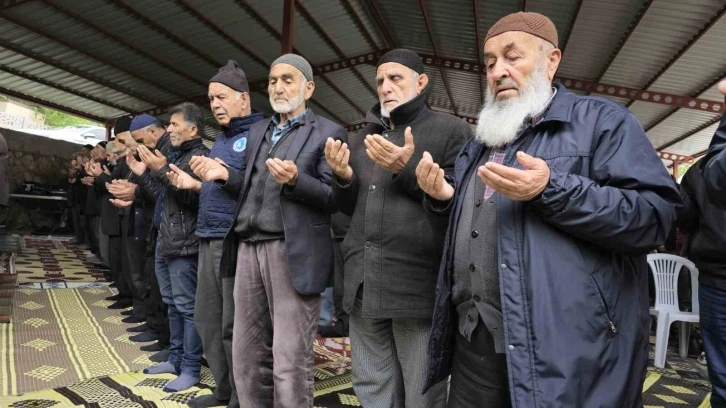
[1,127,82,229]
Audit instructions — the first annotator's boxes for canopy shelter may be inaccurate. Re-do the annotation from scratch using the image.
[0,0,723,175]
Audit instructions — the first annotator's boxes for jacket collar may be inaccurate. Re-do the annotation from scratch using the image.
[154,133,169,150]
[175,137,204,152]
[365,85,431,129]
[222,113,266,138]
[539,82,576,124]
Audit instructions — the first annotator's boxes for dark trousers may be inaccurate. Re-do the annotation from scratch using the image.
[699,283,726,407]
[71,206,85,244]
[146,247,169,347]
[86,215,100,255]
[447,316,510,408]
[232,239,321,408]
[195,238,237,406]
[108,235,132,301]
[126,237,148,319]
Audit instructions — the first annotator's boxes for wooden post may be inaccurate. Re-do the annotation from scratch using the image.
[281,0,295,54]
[672,160,681,180]
[105,120,113,141]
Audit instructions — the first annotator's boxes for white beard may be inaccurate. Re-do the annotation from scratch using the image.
[476,65,553,147]
[270,87,306,114]
[380,88,419,118]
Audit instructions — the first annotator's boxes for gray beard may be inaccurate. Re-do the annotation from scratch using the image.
[380,88,419,118]
[270,88,306,115]
[475,66,553,148]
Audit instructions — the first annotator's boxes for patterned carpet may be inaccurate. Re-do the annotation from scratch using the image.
[14,236,107,286]
[0,286,358,407]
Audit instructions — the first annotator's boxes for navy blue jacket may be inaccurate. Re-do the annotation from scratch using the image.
[703,113,726,207]
[424,84,681,407]
[219,110,346,295]
[196,114,265,238]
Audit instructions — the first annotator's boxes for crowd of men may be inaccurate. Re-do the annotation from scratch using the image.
[60,10,726,408]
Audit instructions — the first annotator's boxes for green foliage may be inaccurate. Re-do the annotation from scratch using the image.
[35,106,100,128]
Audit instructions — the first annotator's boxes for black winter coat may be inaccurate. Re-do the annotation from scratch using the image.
[157,138,209,257]
[333,86,472,318]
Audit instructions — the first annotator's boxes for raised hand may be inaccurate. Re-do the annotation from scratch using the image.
[416,151,454,201]
[324,138,353,183]
[109,199,133,208]
[364,126,415,174]
[166,164,202,192]
[266,158,298,185]
[107,180,137,201]
[138,146,166,171]
[189,156,229,182]
[478,151,550,201]
[126,151,147,176]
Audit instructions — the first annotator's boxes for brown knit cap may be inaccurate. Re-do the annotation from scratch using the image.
[485,12,558,48]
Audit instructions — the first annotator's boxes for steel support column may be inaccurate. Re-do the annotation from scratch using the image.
[281,0,295,54]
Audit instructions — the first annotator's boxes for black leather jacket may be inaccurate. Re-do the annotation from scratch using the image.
[157,137,209,257]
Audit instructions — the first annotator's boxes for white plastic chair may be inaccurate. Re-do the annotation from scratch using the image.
[647,253,700,368]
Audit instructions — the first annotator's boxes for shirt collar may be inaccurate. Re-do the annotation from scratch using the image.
[271,108,308,129]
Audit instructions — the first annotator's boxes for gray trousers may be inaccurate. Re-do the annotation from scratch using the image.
[195,239,237,406]
[232,239,321,408]
[98,222,109,265]
[350,291,447,408]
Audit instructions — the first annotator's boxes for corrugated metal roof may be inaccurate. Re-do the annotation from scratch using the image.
[0,0,719,156]
[557,0,649,80]
[662,121,720,155]
[600,0,725,89]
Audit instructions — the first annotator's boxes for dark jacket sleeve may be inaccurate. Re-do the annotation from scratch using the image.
[134,171,164,201]
[93,173,112,193]
[703,115,726,207]
[165,148,208,210]
[219,166,245,198]
[528,109,681,254]
[392,120,472,200]
[332,173,359,217]
[284,127,345,214]
[676,168,699,233]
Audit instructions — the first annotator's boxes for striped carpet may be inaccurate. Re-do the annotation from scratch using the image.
[15,236,107,286]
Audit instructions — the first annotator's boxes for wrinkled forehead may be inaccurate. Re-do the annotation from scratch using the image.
[269,63,304,82]
[208,82,236,97]
[376,62,412,79]
[484,31,541,57]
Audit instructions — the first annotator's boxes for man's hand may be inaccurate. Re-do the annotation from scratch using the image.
[364,126,415,174]
[478,151,550,201]
[324,138,353,183]
[190,156,229,182]
[718,79,726,98]
[81,176,95,186]
[107,180,137,201]
[166,164,202,192]
[416,151,455,201]
[138,146,166,171]
[126,151,147,176]
[86,162,103,177]
[266,158,298,185]
[109,199,133,208]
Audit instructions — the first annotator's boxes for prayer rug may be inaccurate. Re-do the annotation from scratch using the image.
[15,236,107,285]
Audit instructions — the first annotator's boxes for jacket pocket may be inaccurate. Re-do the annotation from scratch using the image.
[589,274,619,336]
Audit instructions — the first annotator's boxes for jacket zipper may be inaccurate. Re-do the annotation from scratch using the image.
[592,277,618,334]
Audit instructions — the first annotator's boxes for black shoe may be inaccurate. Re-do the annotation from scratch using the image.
[149,349,170,363]
[105,295,120,301]
[120,310,133,316]
[108,301,132,310]
[130,331,160,343]
[121,315,145,324]
[140,342,165,352]
[187,394,230,408]
[127,323,149,333]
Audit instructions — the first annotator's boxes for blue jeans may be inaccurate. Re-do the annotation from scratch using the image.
[700,283,726,407]
[319,287,335,327]
[155,244,202,377]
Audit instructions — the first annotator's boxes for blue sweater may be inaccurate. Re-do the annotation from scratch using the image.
[196,113,265,238]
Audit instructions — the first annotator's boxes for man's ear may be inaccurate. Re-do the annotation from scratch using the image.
[417,73,429,94]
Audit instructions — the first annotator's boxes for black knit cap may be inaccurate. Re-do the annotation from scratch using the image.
[113,115,133,136]
[377,49,425,74]
[209,60,249,93]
